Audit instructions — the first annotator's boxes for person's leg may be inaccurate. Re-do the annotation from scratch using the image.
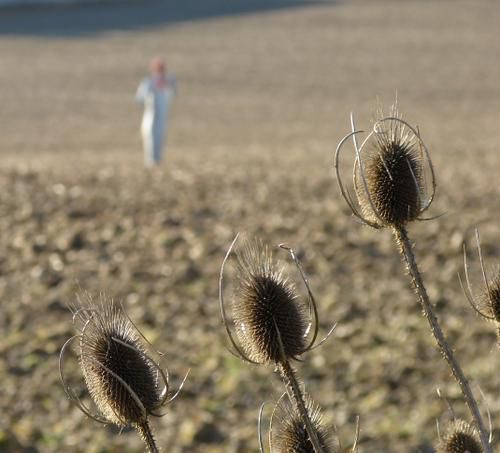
[142,130,155,167]
[161,120,168,162]
[153,122,165,164]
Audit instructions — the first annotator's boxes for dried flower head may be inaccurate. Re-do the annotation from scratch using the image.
[60,293,184,452]
[219,235,329,365]
[335,106,435,229]
[480,270,500,322]
[233,238,307,363]
[269,395,335,453]
[461,230,500,345]
[436,420,483,453]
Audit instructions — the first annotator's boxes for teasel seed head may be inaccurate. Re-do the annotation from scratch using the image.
[60,294,181,452]
[478,270,500,347]
[270,395,335,453]
[78,300,162,426]
[232,238,308,364]
[357,126,422,226]
[461,230,500,346]
[480,270,500,322]
[436,420,483,453]
[335,106,435,229]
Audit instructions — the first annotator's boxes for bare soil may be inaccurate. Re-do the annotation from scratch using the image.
[1,0,500,451]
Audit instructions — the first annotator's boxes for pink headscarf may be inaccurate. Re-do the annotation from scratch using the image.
[150,57,168,89]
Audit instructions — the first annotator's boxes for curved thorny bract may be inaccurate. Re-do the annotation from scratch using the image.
[334,107,435,229]
[59,293,187,452]
[219,235,335,365]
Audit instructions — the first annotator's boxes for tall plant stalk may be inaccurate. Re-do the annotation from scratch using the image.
[279,357,325,452]
[393,227,492,453]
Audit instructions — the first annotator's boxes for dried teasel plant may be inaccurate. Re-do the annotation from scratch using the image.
[335,106,435,230]
[219,235,336,453]
[434,388,492,453]
[258,393,337,453]
[334,105,492,453]
[460,229,500,345]
[59,293,187,453]
[436,420,483,453]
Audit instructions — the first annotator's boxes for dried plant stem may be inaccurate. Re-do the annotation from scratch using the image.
[137,421,159,453]
[393,226,492,453]
[278,360,325,453]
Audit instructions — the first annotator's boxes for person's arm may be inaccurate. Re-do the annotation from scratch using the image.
[135,78,149,104]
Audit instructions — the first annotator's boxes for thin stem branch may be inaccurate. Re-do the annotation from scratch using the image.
[278,360,325,453]
[393,226,492,453]
[137,421,159,453]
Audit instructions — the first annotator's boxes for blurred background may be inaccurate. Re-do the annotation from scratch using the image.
[1,0,500,451]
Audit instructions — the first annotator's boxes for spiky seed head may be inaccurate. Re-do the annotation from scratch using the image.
[356,114,427,228]
[478,270,500,347]
[436,420,483,453]
[271,396,335,453]
[232,238,308,364]
[481,270,500,322]
[76,295,163,427]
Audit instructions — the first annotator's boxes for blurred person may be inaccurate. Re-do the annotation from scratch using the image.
[136,57,177,166]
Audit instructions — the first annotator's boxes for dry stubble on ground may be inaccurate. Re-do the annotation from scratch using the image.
[1,0,500,451]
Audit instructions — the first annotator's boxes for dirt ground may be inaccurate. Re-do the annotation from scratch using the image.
[1,0,500,451]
